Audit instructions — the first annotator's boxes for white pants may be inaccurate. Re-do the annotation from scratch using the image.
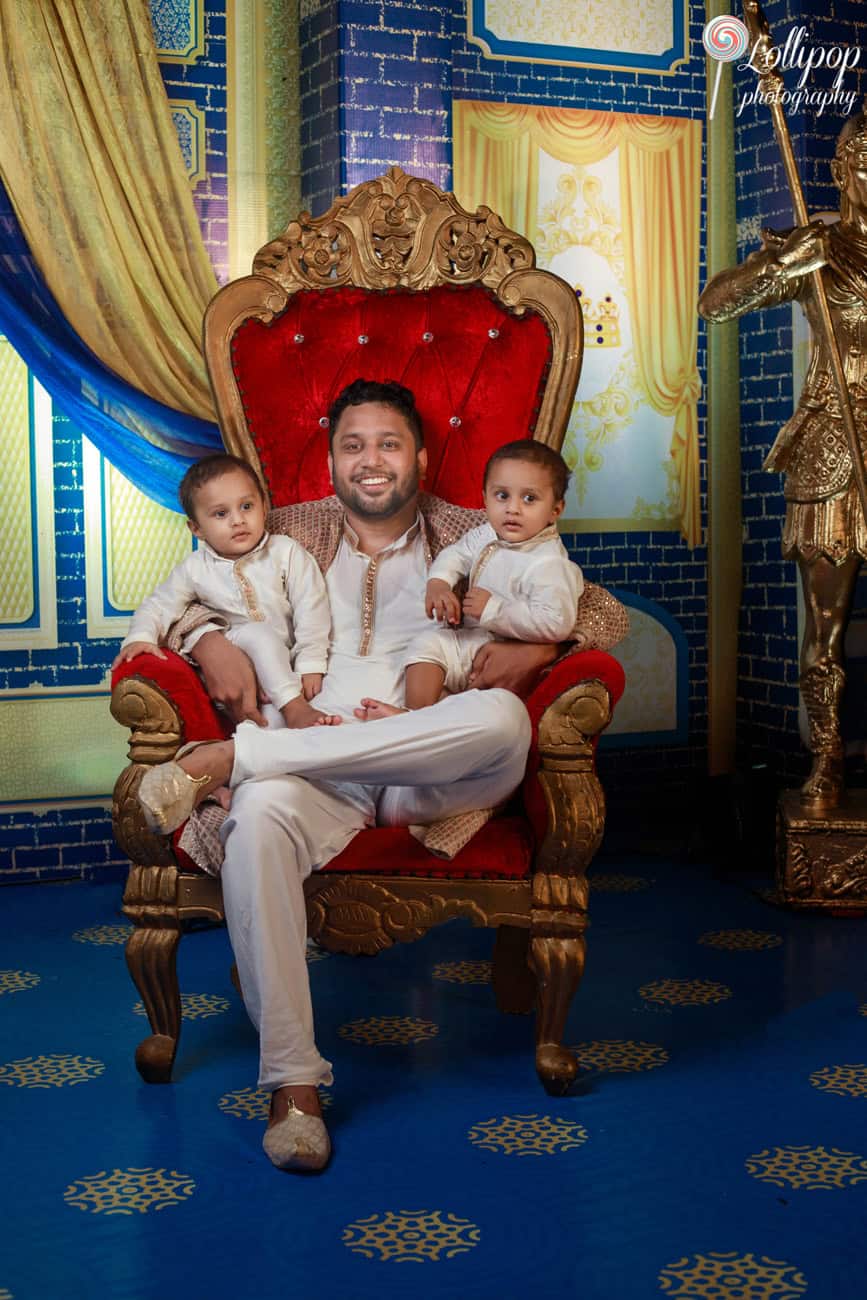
[406,625,494,695]
[226,621,299,712]
[221,688,531,1091]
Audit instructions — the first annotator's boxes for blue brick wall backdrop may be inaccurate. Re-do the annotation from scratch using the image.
[0,1,230,883]
[297,0,711,818]
[732,0,865,784]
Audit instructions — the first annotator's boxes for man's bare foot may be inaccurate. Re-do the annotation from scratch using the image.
[353,697,409,722]
[269,1084,323,1125]
[178,739,234,793]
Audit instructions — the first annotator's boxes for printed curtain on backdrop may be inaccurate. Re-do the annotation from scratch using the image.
[0,0,222,509]
[454,102,702,548]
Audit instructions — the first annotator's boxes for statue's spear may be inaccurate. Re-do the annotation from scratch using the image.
[742,0,867,523]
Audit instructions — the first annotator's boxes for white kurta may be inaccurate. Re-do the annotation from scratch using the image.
[123,532,330,710]
[220,515,532,1091]
[406,522,584,692]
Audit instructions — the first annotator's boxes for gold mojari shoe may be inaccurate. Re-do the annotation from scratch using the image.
[138,741,216,835]
[262,1098,332,1172]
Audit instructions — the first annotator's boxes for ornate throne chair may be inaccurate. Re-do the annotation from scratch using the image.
[111,168,627,1095]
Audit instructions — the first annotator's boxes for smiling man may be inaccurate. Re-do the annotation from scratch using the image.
[167,378,626,1173]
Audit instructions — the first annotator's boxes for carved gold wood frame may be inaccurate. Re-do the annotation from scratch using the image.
[113,672,611,1091]
[204,166,583,510]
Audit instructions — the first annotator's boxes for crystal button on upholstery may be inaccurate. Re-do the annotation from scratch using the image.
[358,334,369,344]
[449,416,462,428]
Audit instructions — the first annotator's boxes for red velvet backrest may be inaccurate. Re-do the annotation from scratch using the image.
[229,283,553,509]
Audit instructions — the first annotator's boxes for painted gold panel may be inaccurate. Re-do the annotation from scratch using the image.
[0,695,127,802]
[484,0,673,57]
[0,339,33,623]
[105,462,192,612]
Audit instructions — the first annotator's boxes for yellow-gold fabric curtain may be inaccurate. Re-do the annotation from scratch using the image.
[454,101,703,547]
[0,0,218,420]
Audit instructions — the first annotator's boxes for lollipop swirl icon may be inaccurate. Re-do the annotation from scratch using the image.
[703,15,750,119]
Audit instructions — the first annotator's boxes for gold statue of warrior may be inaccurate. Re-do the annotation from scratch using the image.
[699,102,867,808]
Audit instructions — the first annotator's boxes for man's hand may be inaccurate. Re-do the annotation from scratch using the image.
[462,587,492,620]
[112,640,166,670]
[468,640,559,695]
[301,673,323,701]
[425,578,461,624]
[191,630,268,727]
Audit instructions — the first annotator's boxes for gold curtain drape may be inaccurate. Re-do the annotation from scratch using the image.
[454,101,703,547]
[0,0,219,420]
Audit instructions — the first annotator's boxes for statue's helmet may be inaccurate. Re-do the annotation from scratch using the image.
[835,97,867,158]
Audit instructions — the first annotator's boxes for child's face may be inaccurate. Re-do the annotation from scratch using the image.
[188,469,266,558]
[483,458,564,543]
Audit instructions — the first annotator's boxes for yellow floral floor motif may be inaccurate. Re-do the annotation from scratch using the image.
[859,1003,867,1017]
[467,1114,588,1156]
[810,1064,867,1098]
[639,978,732,1006]
[658,1251,808,1298]
[132,993,230,1020]
[338,1015,439,1045]
[0,1054,105,1089]
[342,1210,481,1262]
[0,971,40,996]
[432,960,492,984]
[218,1086,333,1120]
[72,924,133,946]
[569,1039,670,1072]
[63,1168,196,1216]
[745,1145,867,1190]
[587,873,652,892]
[698,929,783,951]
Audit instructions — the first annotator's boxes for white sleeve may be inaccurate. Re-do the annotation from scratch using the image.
[121,556,201,650]
[480,557,584,642]
[428,524,492,587]
[283,541,331,676]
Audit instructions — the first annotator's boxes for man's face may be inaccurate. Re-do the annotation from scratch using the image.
[328,402,427,520]
[834,141,867,217]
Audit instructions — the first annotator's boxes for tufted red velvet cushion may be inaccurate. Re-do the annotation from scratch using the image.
[230,283,553,508]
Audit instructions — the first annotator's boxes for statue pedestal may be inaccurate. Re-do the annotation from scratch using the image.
[775,789,867,913]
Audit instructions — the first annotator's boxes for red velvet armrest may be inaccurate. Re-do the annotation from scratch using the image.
[111,652,229,744]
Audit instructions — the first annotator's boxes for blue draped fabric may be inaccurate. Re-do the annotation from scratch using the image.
[0,180,221,511]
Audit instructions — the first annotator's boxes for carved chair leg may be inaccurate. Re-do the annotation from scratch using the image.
[530,930,587,1095]
[492,924,536,1014]
[123,865,182,1083]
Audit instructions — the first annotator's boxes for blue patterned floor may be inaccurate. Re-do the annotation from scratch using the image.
[2,848,867,1300]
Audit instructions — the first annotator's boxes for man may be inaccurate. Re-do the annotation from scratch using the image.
[699,105,867,807]
[168,379,626,1171]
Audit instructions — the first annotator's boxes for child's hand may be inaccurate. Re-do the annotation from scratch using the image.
[112,641,165,670]
[425,578,461,625]
[462,587,492,619]
[301,673,323,701]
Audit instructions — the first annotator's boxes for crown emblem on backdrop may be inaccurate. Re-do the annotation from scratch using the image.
[575,286,621,348]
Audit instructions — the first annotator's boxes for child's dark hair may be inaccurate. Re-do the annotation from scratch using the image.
[483,440,571,501]
[327,378,424,448]
[179,453,263,520]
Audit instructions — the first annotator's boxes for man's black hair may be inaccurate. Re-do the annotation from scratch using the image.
[327,378,424,448]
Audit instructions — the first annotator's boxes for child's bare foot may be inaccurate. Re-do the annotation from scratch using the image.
[353,697,409,722]
[315,712,342,725]
[210,785,232,811]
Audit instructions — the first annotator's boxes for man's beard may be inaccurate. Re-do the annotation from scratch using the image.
[334,466,420,519]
